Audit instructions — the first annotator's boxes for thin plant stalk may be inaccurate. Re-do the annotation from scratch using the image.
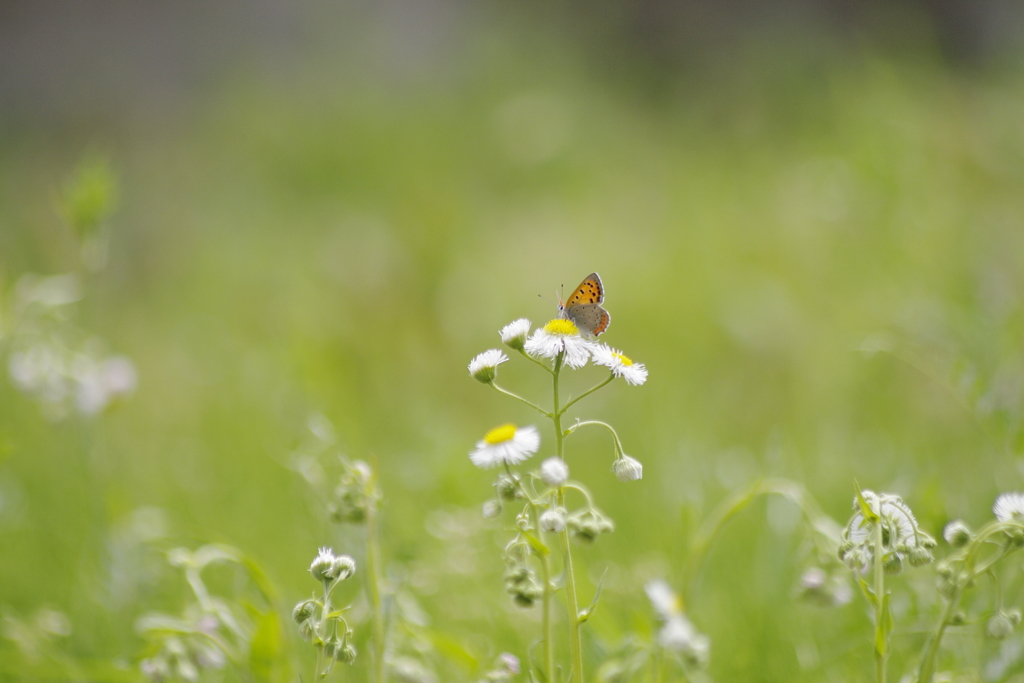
[314,581,334,680]
[539,514,555,683]
[365,497,386,683]
[551,352,585,683]
[684,479,824,606]
[872,518,887,683]
[504,461,555,683]
[917,522,1020,683]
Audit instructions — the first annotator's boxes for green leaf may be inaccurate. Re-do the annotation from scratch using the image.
[417,628,479,672]
[874,592,892,659]
[249,610,287,683]
[856,574,878,609]
[521,529,551,557]
[854,483,878,522]
[578,569,608,624]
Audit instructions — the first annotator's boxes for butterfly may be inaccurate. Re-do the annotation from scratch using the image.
[558,272,611,337]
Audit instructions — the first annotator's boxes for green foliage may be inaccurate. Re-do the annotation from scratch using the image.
[3,14,1024,683]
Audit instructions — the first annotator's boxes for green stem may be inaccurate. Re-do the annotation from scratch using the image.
[559,375,614,415]
[315,580,334,680]
[366,498,387,683]
[559,489,585,683]
[540,523,555,683]
[684,479,815,607]
[917,522,1023,683]
[873,516,887,683]
[566,420,623,457]
[490,382,551,417]
[553,354,565,458]
[503,462,553,683]
[916,589,962,683]
[518,348,556,375]
[551,352,584,683]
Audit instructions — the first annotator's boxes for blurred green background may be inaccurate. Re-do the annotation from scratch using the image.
[3,1,1024,681]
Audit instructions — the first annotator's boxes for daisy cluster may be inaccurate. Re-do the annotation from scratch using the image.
[466,318,648,472]
[470,318,647,386]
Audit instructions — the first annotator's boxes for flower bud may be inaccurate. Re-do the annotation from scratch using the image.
[336,642,357,664]
[539,508,566,533]
[988,612,1015,640]
[469,349,508,383]
[908,545,934,567]
[310,547,337,582]
[539,457,569,487]
[943,520,972,548]
[482,500,502,518]
[613,455,643,482]
[330,555,356,581]
[500,319,531,351]
[567,508,615,543]
[883,552,903,575]
[292,599,317,624]
[495,473,521,502]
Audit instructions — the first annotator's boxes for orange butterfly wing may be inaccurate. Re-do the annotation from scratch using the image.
[564,273,605,306]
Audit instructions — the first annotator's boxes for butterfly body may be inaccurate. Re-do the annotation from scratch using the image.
[558,272,611,337]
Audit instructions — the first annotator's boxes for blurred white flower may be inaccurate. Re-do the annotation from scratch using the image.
[994,492,1024,522]
[645,579,682,620]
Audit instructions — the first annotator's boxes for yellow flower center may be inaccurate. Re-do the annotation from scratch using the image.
[544,319,578,336]
[613,352,633,366]
[484,423,516,444]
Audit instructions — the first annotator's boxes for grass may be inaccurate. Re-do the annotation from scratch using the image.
[2,13,1024,682]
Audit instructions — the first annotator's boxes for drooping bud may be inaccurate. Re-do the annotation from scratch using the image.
[613,455,643,482]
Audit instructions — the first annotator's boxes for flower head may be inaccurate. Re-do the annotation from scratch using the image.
[523,320,594,369]
[500,319,531,351]
[309,547,337,582]
[470,424,540,469]
[994,492,1024,522]
[644,579,710,668]
[645,579,682,620]
[943,520,972,548]
[468,349,508,383]
[839,490,935,573]
[591,345,648,385]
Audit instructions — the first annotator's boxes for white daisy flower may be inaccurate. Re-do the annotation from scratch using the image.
[470,424,540,469]
[523,319,594,369]
[468,349,508,383]
[645,579,682,620]
[500,319,531,350]
[591,345,648,385]
[994,492,1024,522]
